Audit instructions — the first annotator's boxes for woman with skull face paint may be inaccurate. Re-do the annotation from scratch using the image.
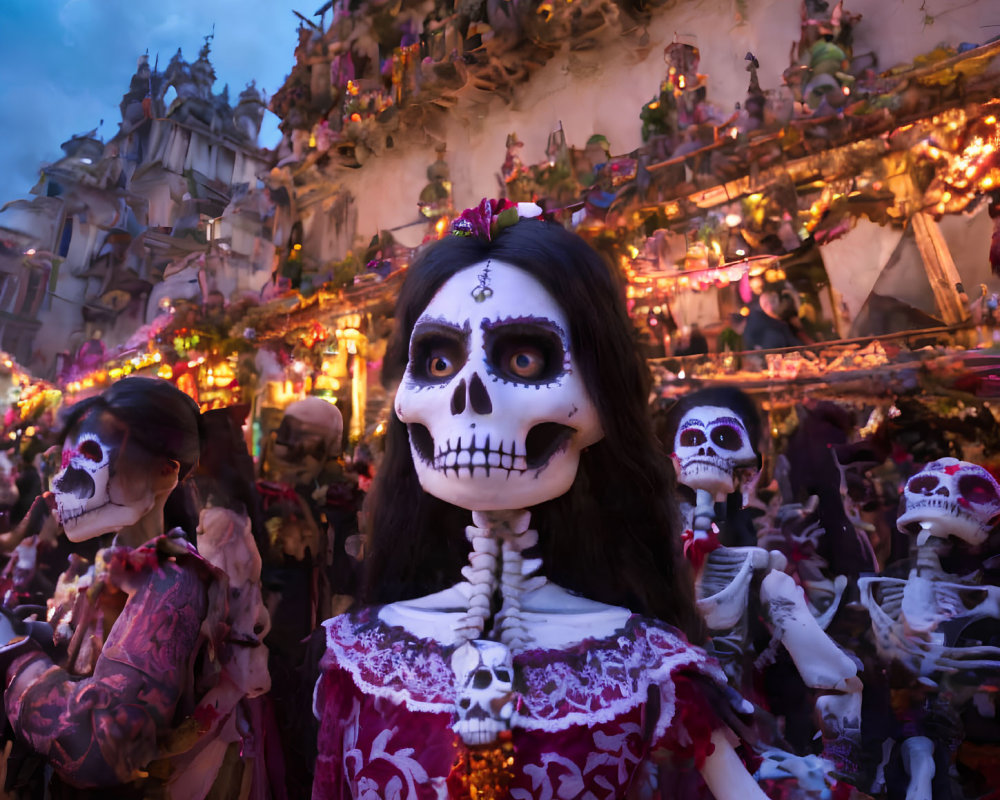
[312,203,769,800]
[0,378,271,799]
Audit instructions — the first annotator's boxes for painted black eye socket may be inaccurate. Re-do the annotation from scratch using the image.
[679,428,706,447]
[485,326,564,384]
[959,474,999,505]
[472,670,493,690]
[909,475,940,494]
[410,334,467,383]
[78,440,103,462]
[275,419,328,460]
[711,424,744,451]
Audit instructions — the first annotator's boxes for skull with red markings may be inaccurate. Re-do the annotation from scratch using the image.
[897,457,1000,545]
[52,410,153,542]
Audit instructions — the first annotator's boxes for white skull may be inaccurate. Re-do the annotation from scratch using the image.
[394,261,603,511]
[450,639,515,746]
[266,397,343,485]
[673,405,757,498]
[53,411,154,542]
[897,457,1000,545]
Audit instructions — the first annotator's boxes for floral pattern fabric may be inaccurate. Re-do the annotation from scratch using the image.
[3,533,223,791]
[313,607,728,799]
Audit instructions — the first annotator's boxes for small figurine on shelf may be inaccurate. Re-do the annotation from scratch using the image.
[663,38,709,127]
[419,145,454,222]
[312,201,772,799]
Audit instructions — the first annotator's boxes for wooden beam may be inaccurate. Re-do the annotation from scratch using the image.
[911,211,969,326]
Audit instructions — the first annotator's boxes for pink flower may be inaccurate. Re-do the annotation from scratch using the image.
[451,198,517,240]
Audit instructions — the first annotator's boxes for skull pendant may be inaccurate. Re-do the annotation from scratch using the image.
[450,639,516,746]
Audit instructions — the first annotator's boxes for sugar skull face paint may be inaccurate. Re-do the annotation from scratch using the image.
[673,405,757,498]
[53,411,155,542]
[394,261,603,511]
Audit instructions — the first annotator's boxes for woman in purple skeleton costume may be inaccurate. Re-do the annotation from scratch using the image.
[312,202,769,799]
[0,378,271,799]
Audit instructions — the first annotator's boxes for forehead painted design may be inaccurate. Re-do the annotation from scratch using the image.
[471,259,494,303]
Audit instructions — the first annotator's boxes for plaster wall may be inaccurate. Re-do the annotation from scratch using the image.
[0,199,64,251]
[326,0,995,251]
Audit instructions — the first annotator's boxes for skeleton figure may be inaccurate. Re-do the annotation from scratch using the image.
[667,388,861,786]
[859,457,1000,800]
[0,378,269,797]
[314,216,772,800]
[393,259,603,741]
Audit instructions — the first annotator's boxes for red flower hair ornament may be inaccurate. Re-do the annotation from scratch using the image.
[450,198,544,240]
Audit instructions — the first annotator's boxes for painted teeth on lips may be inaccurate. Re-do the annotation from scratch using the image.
[432,436,528,475]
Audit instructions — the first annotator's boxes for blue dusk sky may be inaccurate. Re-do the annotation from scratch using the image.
[0,0,310,203]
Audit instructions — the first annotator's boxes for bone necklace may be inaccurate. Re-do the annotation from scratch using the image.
[448,509,545,800]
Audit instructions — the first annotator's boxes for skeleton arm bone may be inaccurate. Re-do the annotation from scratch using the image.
[699,728,769,800]
[760,569,858,690]
[697,547,771,630]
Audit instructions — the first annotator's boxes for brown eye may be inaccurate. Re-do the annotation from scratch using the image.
[411,329,466,383]
[508,348,545,379]
[485,324,564,384]
[428,352,458,378]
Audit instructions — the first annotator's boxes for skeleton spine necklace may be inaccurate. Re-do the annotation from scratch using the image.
[449,509,542,793]
[452,509,545,650]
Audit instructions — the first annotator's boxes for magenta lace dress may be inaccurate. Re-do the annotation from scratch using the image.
[312,605,732,799]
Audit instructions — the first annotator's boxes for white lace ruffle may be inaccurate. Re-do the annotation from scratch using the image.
[323,611,724,735]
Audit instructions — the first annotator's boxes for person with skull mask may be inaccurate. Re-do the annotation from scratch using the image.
[312,201,769,800]
[0,378,272,799]
[258,396,349,799]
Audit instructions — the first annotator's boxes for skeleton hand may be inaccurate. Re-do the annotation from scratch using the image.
[755,748,835,790]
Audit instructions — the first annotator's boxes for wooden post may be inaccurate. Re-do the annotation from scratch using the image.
[911,211,969,326]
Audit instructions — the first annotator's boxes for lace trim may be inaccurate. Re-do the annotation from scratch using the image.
[322,609,724,734]
[322,608,458,713]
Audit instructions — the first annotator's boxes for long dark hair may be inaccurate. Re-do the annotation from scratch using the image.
[363,219,703,641]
